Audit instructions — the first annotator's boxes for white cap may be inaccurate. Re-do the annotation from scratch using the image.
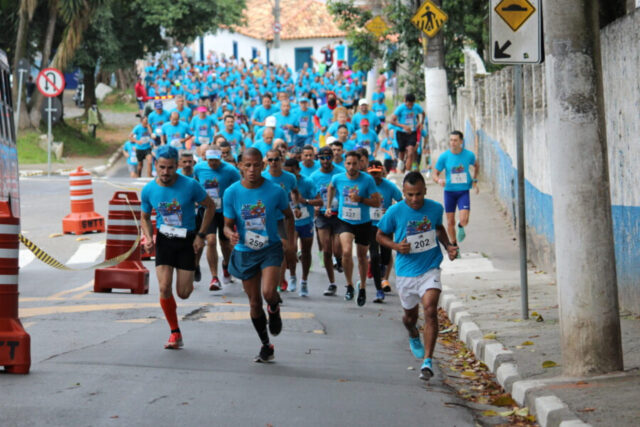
[265,116,277,127]
[358,99,368,106]
[206,149,221,160]
[326,136,337,145]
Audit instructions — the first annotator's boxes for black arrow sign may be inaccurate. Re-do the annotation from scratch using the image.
[494,40,512,59]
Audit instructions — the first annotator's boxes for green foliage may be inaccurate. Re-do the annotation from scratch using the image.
[17,130,48,164]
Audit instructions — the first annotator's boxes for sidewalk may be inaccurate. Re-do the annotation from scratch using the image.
[414,176,640,426]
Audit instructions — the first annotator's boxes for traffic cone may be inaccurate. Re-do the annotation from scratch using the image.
[62,166,105,235]
[0,202,31,374]
[94,191,149,294]
[141,209,157,260]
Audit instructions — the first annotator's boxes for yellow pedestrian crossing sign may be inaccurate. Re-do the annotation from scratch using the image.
[495,0,536,32]
[365,16,389,38]
[411,0,448,38]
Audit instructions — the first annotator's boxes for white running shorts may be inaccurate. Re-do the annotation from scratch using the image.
[396,268,442,310]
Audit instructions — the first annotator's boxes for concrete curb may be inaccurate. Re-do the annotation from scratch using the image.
[440,289,591,427]
[19,149,122,178]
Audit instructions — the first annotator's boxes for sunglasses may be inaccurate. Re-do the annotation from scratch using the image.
[267,158,281,162]
[318,156,332,160]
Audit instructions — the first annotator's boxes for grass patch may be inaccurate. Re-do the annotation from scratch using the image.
[98,89,138,113]
[17,130,48,164]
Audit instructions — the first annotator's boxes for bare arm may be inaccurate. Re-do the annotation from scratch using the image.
[436,224,458,260]
[376,229,411,254]
[223,217,239,246]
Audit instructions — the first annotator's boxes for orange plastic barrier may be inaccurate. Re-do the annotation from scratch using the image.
[62,167,105,235]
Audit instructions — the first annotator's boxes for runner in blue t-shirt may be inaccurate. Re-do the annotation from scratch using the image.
[434,130,478,247]
[326,151,381,306]
[376,171,458,381]
[148,101,171,145]
[293,98,315,147]
[189,106,215,146]
[123,140,138,178]
[161,112,191,149]
[141,145,215,350]
[223,148,295,363]
[131,116,153,177]
[299,145,320,177]
[390,93,424,172]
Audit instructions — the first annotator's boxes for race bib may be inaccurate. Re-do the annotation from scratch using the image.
[299,117,309,136]
[245,230,268,250]
[450,172,468,184]
[129,155,138,163]
[370,207,383,221]
[159,224,187,239]
[342,207,361,221]
[198,136,209,144]
[298,207,311,220]
[206,187,219,199]
[170,139,182,148]
[376,110,384,117]
[199,128,209,137]
[140,136,150,144]
[407,230,437,253]
[155,127,163,135]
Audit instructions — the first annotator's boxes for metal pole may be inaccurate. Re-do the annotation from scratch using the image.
[47,97,52,177]
[15,70,25,134]
[514,64,528,319]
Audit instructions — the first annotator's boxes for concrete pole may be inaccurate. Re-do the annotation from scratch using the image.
[272,0,281,65]
[424,0,451,158]
[543,0,623,376]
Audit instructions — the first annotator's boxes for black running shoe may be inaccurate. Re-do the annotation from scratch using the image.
[323,284,337,296]
[357,288,366,306]
[194,266,201,282]
[345,285,354,301]
[267,305,282,336]
[334,262,344,273]
[254,344,275,363]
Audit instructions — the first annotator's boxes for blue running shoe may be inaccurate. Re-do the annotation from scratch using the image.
[420,358,434,380]
[373,289,385,303]
[299,281,309,297]
[409,337,425,359]
[456,224,466,243]
[289,276,297,293]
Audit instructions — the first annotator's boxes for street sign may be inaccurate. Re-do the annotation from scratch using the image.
[40,97,62,124]
[17,58,29,74]
[411,0,448,38]
[36,68,65,98]
[365,16,389,37]
[490,0,542,64]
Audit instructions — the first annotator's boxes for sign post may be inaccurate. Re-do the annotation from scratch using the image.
[35,68,65,177]
[15,58,30,133]
[490,0,543,319]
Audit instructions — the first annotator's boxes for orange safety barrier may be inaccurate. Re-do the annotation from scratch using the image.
[94,192,149,294]
[62,166,105,235]
[0,203,30,374]
[141,209,157,260]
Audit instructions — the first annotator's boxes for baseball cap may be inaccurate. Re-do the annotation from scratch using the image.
[154,100,163,109]
[299,97,309,103]
[265,116,277,127]
[196,106,207,112]
[358,99,368,106]
[367,164,383,173]
[360,118,369,126]
[205,149,222,160]
[326,136,337,145]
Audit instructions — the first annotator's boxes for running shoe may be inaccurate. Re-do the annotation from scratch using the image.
[323,284,337,296]
[289,276,297,293]
[164,332,183,350]
[409,337,425,359]
[299,281,309,297]
[382,280,392,293]
[345,285,355,301]
[254,344,275,363]
[222,267,234,284]
[334,261,344,273]
[420,358,434,381]
[194,266,201,282]
[456,224,466,243]
[373,289,385,303]
[280,279,288,292]
[209,277,222,291]
[267,305,282,336]
[357,287,366,306]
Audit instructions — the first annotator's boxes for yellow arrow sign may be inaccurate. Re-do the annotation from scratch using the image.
[365,16,389,37]
[495,0,536,32]
[411,0,448,38]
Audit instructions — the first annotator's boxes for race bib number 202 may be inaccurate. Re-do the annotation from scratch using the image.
[407,230,437,253]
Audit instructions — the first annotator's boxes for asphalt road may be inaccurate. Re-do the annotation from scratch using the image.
[2,159,476,426]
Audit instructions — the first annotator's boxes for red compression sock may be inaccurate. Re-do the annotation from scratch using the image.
[159,296,179,331]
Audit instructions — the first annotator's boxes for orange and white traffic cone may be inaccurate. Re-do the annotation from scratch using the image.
[94,191,149,294]
[62,166,105,235]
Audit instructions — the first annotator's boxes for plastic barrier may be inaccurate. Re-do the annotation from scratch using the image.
[94,192,149,294]
[62,166,105,235]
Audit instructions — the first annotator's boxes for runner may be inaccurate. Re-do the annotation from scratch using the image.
[376,171,458,380]
[219,141,237,167]
[367,160,402,303]
[325,151,381,306]
[433,130,478,246]
[189,106,215,147]
[123,139,138,178]
[389,93,424,172]
[176,151,195,178]
[162,111,191,149]
[223,148,295,362]
[141,145,216,349]
[299,145,320,177]
[147,100,171,146]
[194,146,242,290]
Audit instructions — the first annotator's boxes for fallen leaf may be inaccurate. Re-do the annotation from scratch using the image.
[514,407,529,417]
[407,366,415,371]
[49,233,63,238]
[577,408,595,413]
[542,360,557,368]
[461,370,477,378]
[521,341,534,346]
[491,395,517,407]
[498,410,515,417]
[475,276,481,279]
[496,294,502,298]
[531,311,539,316]
[76,237,89,241]
[338,378,349,382]
[110,416,119,419]
[470,296,476,300]
[483,333,497,340]
[181,402,189,405]
[536,315,544,322]
[528,335,540,338]
[481,410,498,416]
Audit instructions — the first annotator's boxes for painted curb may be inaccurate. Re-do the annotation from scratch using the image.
[440,290,591,427]
[19,149,122,178]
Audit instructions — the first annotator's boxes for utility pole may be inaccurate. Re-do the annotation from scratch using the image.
[544,0,623,376]
[272,0,281,64]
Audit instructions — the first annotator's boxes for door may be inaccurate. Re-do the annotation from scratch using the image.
[233,41,238,59]
[295,47,313,71]
[348,46,357,68]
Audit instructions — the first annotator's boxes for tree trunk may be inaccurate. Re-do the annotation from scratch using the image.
[13,0,37,129]
[83,67,97,113]
[30,0,59,127]
[544,0,623,376]
[423,0,451,157]
[116,68,127,90]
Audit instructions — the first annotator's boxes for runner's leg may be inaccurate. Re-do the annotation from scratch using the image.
[422,289,441,358]
[339,232,355,286]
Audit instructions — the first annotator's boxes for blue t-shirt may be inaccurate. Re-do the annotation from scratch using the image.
[435,149,477,192]
[299,160,320,178]
[393,103,424,132]
[371,178,402,226]
[223,180,289,252]
[170,106,192,123]
[189,115,215,145]
[310,166,343,213]
[262,170,298,220]
[294,175,316,226]
[132,124,152,150]
[380,138,394,160]
[148,110,171,134]
[327,121,354,138]
[330,172,378,225]
[335,44,346,60]
[219,129,244,154]
[294,108,316,138]
[252,140,274,158]
[354,129,379,158]
[161,121,191,148]
[371,102,388,120]
[193,161,241,212]
[377,200,444,277]
[124,141,138,165]
[141,174,207,231]
[352,111,380,131]
[274,112,297,146]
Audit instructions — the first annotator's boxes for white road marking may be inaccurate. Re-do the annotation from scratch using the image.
[67,242,105,265]
[441,252,497,275]
[19,249,36,269]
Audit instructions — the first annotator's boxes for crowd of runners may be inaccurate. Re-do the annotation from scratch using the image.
[133,46,479,380]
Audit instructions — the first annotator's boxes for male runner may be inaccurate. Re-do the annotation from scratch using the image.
[131,116,153,177]
[141,146,215,349]
[390,93,424,172]
[325,151,381,306]
[299,145,320,178]
[376,172,458,380]
[176,151,195,178]
[433,130,478,245]
[223,148,295,362]
[194,146,241,290]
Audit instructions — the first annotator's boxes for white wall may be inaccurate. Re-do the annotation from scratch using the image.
[275,37,344,70]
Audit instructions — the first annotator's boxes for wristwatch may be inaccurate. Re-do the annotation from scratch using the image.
[197,232,206,239]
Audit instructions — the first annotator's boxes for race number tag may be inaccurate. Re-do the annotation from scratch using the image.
[198,136,209,145]
[155,127,163,135]
[342,207,361,221]
[245,230,268,250]
[170,139,182,148]
[298,207,311,220]
[140,136,150,144]
[159,224,187,239]
[450,172,468,184]
[407,230,437,253]
[370,207,383,221]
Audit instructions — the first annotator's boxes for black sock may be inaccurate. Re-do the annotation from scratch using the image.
[458,223,463,228]
[171,328,181,334]
[251,312,270,345]
[335,256,342,267]
[268,302,280,314]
